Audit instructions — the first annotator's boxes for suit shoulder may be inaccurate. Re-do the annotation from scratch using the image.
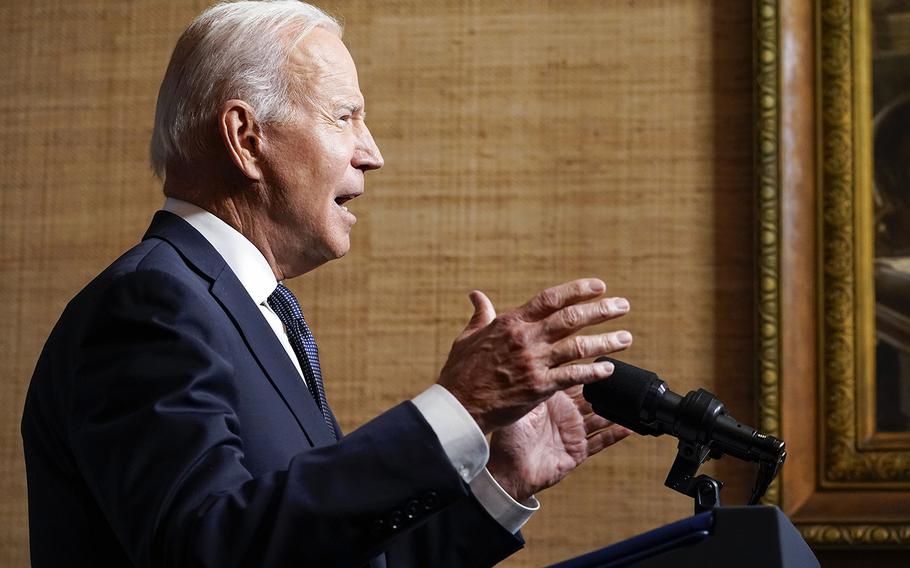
[41,238,217,351]
[77,238,209,305]
[107,237,205,284]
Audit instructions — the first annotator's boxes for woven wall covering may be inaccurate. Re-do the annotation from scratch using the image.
[0,1,753,565]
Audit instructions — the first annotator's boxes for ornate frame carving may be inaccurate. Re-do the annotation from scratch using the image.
[756,0,910,547]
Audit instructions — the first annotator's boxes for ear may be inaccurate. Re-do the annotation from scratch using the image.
[218,99,264,181]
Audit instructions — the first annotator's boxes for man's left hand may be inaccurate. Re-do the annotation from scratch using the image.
[486,386,632,502]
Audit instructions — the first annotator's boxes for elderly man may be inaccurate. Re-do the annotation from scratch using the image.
[22,2,633,566]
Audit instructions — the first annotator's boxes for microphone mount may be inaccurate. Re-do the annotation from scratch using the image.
[584,358,787,515]
[660,386,786,514]
[665,438,724,514]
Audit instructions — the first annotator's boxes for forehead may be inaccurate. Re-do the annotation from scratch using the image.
[288,27,361,102]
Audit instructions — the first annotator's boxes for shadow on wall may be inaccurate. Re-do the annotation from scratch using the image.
[707,0,757,508]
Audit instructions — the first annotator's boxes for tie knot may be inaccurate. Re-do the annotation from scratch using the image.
[268,283,304,324]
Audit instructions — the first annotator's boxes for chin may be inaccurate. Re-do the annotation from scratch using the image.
[327,237,352,260]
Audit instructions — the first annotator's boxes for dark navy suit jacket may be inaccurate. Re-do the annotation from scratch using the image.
[22,211,522,567]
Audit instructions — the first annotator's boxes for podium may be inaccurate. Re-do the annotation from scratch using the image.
[547,506,819,568]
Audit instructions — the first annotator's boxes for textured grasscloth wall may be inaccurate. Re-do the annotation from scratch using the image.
[0,1,753,565]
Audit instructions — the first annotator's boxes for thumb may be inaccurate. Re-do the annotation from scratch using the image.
[461,290,496,336]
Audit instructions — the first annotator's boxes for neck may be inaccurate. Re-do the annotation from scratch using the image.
[163,163,291,281]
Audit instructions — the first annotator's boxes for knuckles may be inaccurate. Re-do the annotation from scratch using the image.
[561,306,582,328]
[501,321,533,349]
[572,335,588,358]
[555,364,582,384]
[492,312,519,329]
[536,288,562,312]
[530,378,551,397]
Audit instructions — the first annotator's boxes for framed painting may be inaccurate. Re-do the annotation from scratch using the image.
[756,0,910,548]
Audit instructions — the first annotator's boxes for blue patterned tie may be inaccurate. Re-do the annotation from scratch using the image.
[267,283,337,439]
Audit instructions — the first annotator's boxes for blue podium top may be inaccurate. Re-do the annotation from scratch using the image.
[547,510,714,568]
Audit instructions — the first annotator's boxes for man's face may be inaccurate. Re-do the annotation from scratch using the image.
[259,27,383,277]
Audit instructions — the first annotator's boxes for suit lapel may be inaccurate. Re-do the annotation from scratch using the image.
[143,211,337,447]
[210,273,336,447]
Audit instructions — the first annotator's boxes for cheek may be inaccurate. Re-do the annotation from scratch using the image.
[268,130,354,208]
[311,128,356,173]
[316,140,354,183]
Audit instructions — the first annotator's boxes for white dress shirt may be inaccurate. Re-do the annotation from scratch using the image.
[163,198,538,533]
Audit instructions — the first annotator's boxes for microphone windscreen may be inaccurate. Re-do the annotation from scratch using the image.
[583,356,664,433]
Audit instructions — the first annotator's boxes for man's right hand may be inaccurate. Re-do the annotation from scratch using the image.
[437,278,632,434]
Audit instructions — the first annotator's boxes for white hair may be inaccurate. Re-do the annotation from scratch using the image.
[149,1,342,178]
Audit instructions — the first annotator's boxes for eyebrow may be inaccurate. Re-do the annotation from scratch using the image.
[334,98,365,114]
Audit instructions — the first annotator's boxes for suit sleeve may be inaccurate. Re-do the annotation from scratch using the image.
[67,269,521,567]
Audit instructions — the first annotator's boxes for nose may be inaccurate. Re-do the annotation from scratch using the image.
[353,123,384,172]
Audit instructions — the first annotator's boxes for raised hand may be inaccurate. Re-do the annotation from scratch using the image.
[437,278,632,434]
[486,385,632,501]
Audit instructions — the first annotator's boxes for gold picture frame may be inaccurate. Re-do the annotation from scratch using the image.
[756,0,910,547]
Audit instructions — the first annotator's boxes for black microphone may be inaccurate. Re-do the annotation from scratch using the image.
[583,357,784,466]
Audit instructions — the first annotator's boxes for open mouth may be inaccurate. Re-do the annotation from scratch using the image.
[334,193,360,211]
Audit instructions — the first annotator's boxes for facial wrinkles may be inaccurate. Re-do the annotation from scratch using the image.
[307,73,361,133]
[292,33,363,126]
[256,29,372,278]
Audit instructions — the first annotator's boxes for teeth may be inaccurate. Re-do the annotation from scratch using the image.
[341,205,348,211]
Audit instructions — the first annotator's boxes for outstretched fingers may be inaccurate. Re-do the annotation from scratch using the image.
[583,411,611,434]
[515,278,606,322]
[538,297,630,341]
[548,330,633,367]
[546,359,616,390]
[586,424,633,455]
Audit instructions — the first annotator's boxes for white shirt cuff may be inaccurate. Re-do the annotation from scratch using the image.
[411,384,488,482]
[411,385,539,534]
[469,468,539,534]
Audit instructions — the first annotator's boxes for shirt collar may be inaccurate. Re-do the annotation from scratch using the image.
[162,197,277,305]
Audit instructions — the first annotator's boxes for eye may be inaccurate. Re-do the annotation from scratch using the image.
[336,115,352,126]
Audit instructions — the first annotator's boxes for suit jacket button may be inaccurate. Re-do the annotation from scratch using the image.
[389,511,403,530]
[372,519,386,533]
[422,491,438,509]
[405,499,420,519]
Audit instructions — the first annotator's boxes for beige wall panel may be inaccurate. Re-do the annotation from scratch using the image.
[0,1,754,566]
